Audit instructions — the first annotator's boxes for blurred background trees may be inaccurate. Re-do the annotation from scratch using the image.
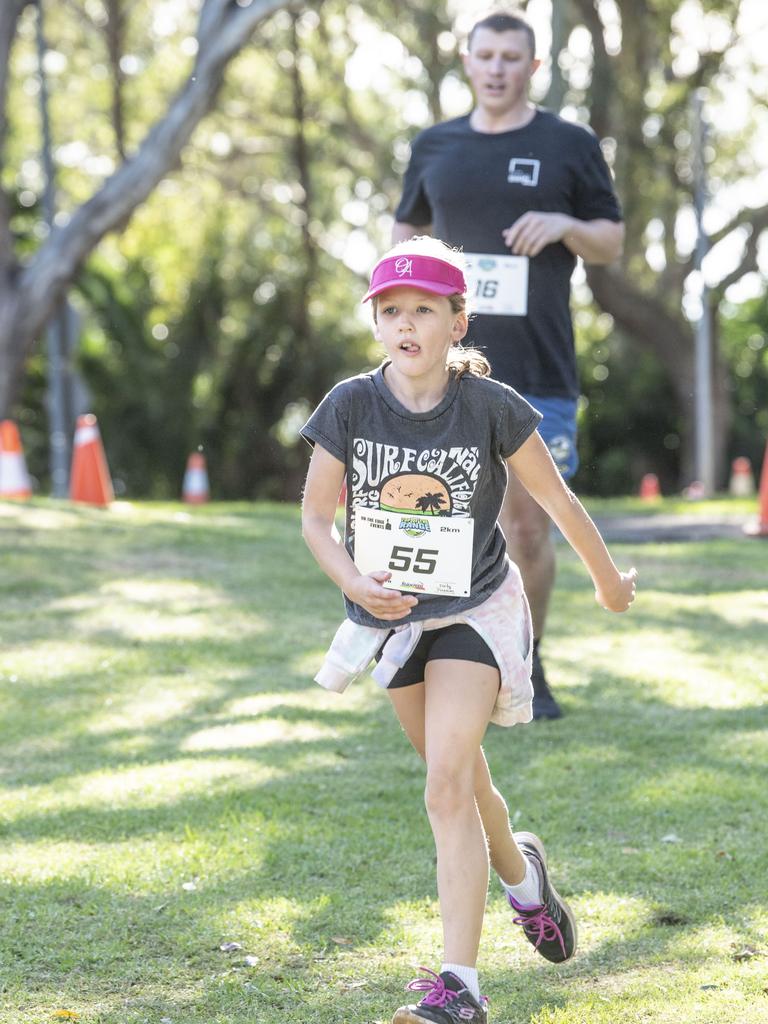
[564,0,768,493]
[1,0,766,498]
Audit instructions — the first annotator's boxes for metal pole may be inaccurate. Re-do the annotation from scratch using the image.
[692,89,715,495]
[35,0,70,498]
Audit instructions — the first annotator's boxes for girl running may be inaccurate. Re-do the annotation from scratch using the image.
[301,237,636,1024]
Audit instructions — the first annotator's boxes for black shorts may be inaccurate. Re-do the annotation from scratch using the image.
[382,623,499,689]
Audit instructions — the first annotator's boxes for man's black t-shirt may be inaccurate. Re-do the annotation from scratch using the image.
[395,110,622,399]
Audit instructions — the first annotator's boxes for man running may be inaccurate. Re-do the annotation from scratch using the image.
[392,10,624,719]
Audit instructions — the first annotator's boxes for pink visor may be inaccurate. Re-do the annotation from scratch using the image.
[362,254,466,302]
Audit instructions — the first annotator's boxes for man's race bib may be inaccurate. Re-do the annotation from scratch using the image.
[354,509,474,598]
[464,252,529,316]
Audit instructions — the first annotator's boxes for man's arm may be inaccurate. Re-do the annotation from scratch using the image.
[502,213,624,264]
[560,217,624,263]
[392,220,432,244]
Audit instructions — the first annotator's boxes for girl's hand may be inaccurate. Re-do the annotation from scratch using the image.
[595,568,638,613]
[346,571,419,621]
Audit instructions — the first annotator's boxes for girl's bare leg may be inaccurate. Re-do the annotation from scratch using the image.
[388,682,527,896]
[472,747,527,886]
[389,661,521,965]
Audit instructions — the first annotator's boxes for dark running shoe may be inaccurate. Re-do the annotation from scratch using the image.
[531,647,562,719]
[507,832,577,963]
[392,969,488,1024]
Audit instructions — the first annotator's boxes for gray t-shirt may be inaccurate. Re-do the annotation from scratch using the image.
[301,365,542,628]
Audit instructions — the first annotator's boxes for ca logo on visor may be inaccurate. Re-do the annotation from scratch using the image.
[395,257,413,277]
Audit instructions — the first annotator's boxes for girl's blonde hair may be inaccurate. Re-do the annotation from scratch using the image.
[371,236,491,380]
[446,344,492,380]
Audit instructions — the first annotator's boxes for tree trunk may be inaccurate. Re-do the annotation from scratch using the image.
[0,280,20,398]
[710,306,731,489]
[542,0,574,113]
[586,264,694,477]
[104,0,127,162]
[586,266,732,489]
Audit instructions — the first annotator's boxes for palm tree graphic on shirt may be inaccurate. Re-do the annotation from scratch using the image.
[379,472,452,516]
[415,492,447,515]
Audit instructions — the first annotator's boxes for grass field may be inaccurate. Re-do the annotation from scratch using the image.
[0,498,766,1024]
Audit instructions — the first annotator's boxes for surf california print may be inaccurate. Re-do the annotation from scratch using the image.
[350,438,481,520]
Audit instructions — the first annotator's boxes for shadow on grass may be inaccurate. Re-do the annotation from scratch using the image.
[1,687,764,1023]
[1,502,767,1021]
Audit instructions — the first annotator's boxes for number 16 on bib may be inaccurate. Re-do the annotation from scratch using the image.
[353,508,474,598]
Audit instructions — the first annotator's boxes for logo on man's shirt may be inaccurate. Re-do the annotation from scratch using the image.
[395,256,413,277]
[507,158,540,187]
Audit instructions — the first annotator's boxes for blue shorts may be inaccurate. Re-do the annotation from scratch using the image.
[521,393,579,480]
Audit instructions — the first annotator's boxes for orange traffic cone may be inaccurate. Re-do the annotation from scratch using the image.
[182,451,209,504]
[744,441,768,538]
[639,473,660,501]
[0,420,32,499]
[69,414,113,507]
[729,456,754,497]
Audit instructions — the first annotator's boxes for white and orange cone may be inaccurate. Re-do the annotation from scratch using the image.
[69,414,114,507]
[182,451,209,504]
[0,420,32,499]
[729,456,754,497]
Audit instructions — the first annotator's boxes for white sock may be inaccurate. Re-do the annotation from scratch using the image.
[501,855,542,906]
[441,963,480,1001]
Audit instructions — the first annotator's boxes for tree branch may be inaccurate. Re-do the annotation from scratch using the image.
[0,0,32,161]
[0,0,34,278]
[104,0,127,161]
[570,0,614,138]
[673,201,768,283]
[711,214,768,301]
[15,0,302,343]
[542,0,573,113]
[586,263,692,380]
[709,201,768,248]
[59,0,103,35]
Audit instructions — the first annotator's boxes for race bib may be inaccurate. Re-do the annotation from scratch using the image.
[464,252,529,316]
[354,509,474,598]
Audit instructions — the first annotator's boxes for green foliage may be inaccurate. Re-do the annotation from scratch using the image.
[572,286,768,497]
[552,0,768,486]
[10,3,390,496]
[721,294,768,466]
[4,1,767,496]
[574,317,682,496]
[76,254,221,498]
[70,233,372,499]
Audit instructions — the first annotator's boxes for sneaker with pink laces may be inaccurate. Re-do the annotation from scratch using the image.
[392,969,488,1024]
[507,831,577,963]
